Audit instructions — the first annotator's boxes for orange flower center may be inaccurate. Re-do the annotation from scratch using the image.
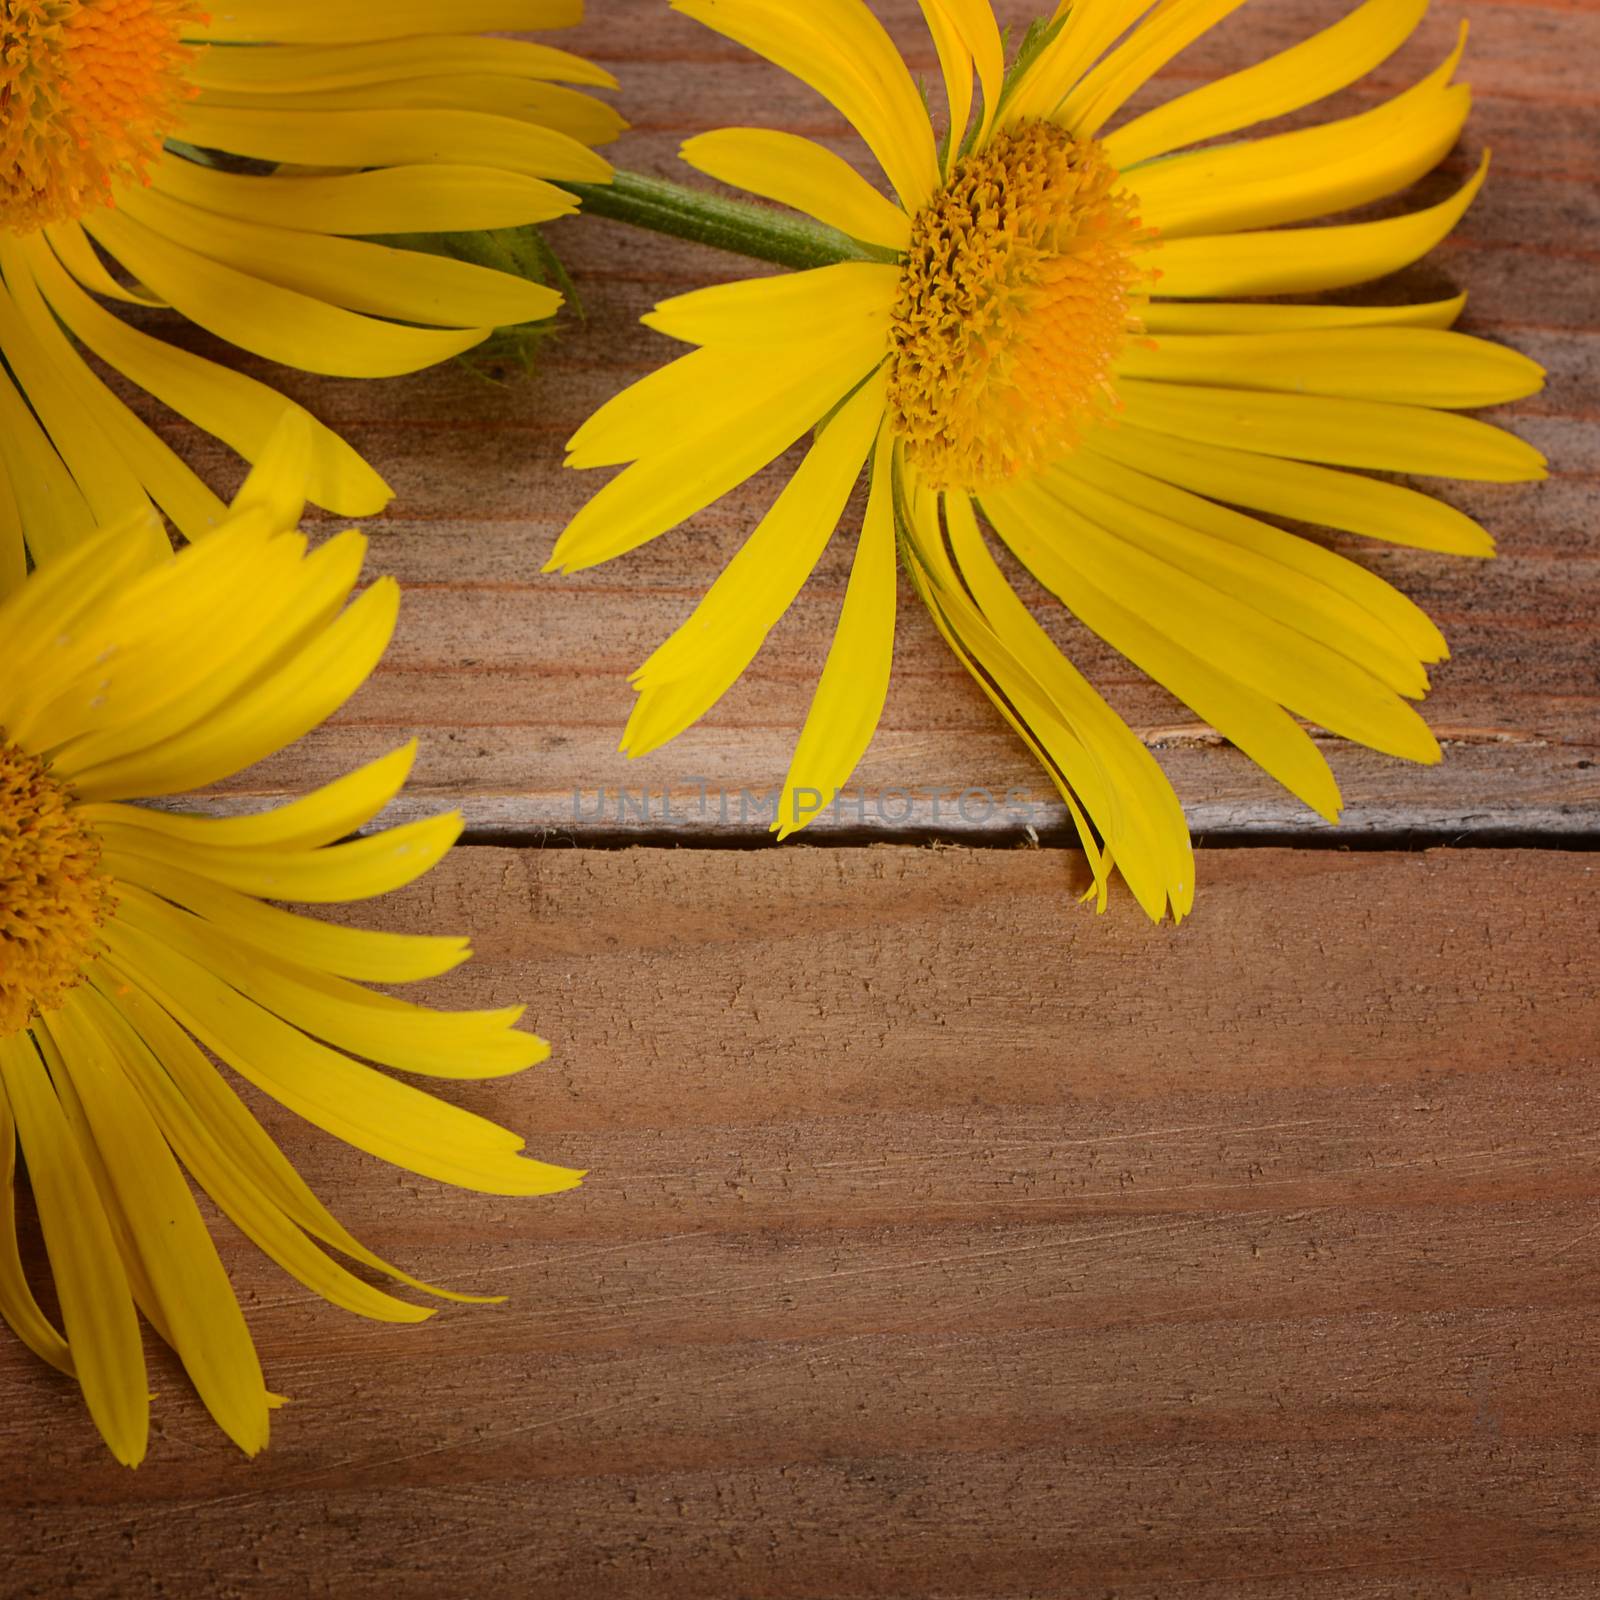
[0,0,204,234]
[0,736,113,1037]
[886,121,1154,492]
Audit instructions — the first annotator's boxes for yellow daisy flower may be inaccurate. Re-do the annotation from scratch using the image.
[0,0,618,585]
[0,421,582,1466]
[550,0,1547,922]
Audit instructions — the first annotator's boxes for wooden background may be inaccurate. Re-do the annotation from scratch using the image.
[4,0,1599,1594]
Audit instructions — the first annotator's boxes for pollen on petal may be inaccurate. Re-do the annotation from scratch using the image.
[0,736,113,1037]
[886,122,1156,492]
[0,0,205,234]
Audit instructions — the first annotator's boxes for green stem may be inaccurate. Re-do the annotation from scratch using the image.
[558,169,898,272]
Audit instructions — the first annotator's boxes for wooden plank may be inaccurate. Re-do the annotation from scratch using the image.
[105,0,1597,839]
[4,845,1599,1595]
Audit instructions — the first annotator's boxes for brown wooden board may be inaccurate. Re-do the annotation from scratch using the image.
[9,0,1600,1594]
[102,0,1599,841]
[4,846,1599,1596]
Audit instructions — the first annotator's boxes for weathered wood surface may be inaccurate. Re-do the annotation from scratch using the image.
[4,847,1599,1596]
[12,2,1598,1596]
[113,0,1598,839]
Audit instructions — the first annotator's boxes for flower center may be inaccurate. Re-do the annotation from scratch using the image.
[886,122,1153,493]
[1,0,203,234]
[0,736,113,1038]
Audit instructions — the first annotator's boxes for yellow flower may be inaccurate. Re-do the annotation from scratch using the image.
[0,420,582,1466]
[0,0,618,583]
[551,0,1547,922]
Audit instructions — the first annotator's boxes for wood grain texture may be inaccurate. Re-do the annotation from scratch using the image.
[11,1,1599,1594]
[4,846,1599,1597]
[111,0,1599,840]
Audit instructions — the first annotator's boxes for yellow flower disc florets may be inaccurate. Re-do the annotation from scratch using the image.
[0,736,114,1037]
[0,0,203,234]
[886,122,1154,492]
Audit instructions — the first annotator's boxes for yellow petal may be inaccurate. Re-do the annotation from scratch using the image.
[118,183,562,329]
[567,313,886,470]
[47,529,365,776]
[1020,469,1443,764]
[85,207,489,380]
[928,0,1004,145]
[0,1079,74,1376]
[26,234,391,518]
[104,850,470,983]
[69,579,400,800]
[1,238,226,540]
[680,128,911,251]
[0,514,163,729]
[176,103,610,184]
[47,992,271,1458]
[1152,152,1489,299]
[196,74,624,149]
[642,261,899,351]
[1003,0,1155,127]
[1052,454,1435,692]
[942,490,1194,922]
[1118,327,1544,409]
[672,0,939,211]
[900,477,1117,908]
[113,888,546,1081]
[1070,443,1450,663]
[1062,0,1249,139]
[187,34,614,92]
[81,742,419,853]
[627,372,885,758]
[1105,0,1429,168]
[98,966,505,1306]
[102,921,584,1198]
[551,347,881,572]
[1118,374,1547,482]
[0,1032,148,1467]
[1131,34,1469,238]
[42,219,163,306]
[29,1022,176,1353]
[81,978,432,1328]
[775,427,896,839]
[0,458,24,600]
[917,0,975,168]
[1084,423,1497,556]
[150,154,575,236]
[191,2,584,43]
[0,362,98,567]
[1141,295,1466,333]
[0,267,150,528]
[985,481,1345,821]
[99,811,462,905]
